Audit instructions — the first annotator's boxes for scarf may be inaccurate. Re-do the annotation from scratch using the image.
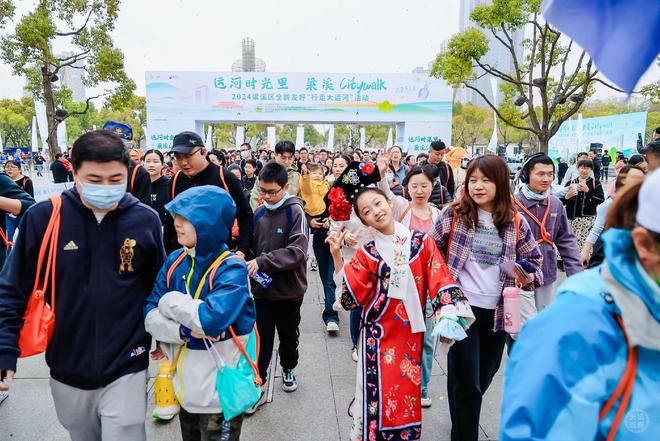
[521,184,548,202]
[373,222,425,333]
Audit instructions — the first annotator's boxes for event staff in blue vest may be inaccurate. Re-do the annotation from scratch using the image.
[164,131,253,257]
[102,120,152,206]
[0,130,166,440]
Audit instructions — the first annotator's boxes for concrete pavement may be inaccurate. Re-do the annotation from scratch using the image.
[1,265,504,441]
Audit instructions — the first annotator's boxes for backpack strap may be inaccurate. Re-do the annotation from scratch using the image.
[599,315,638,441]
[514,211,521,243]
[254,204,295,233]
[130,164,141,193]
[219,167,230,193]
[165,250,187,289]
[399,204,412,223]
[171,171,182,200]
[513,197,553,246]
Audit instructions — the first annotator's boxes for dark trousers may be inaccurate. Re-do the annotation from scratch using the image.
[179,408,243,441]
[447,306,507,441]
[255,298,303,380]
[312,228,338,324]
[349,307,362,346]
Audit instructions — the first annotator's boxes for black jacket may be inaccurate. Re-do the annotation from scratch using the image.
[0,174,35,268]
[164,162,253,255]
[429,181,452,207]
[127,162,152,206]
[424,160,455,196]
[0,189,165,388]
[561,177,605,219]
[149,175,170,225]
[50,160,70,183]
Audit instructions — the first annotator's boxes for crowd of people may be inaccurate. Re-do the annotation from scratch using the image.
[0,123,658,441]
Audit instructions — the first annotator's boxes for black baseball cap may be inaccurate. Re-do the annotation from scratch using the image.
[171,131,204,153]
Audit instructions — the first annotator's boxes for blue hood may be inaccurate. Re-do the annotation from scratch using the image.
[602,228,660,322]
[165,185,236,264]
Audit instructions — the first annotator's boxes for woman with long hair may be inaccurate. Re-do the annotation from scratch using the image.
[143,149,170,224]
[431,155,543,441]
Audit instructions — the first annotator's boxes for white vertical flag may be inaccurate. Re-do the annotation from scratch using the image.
[267,126,276,148]
[235,126,245,148]
[386,127,393,148]
[359,127,366,149]
[34,100,49,150]
[487,78,498,152]
[327,126,335,151]
[295,126,305,148]
[57,120,67,152]
[205,126,214,149]
[31,116,39,152]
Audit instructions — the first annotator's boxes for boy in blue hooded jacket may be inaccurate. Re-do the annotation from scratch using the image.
[144,185,256,441]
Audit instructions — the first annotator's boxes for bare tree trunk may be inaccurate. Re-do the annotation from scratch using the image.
[41,64,60,160]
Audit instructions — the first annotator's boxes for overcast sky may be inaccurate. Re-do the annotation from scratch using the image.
[0,0,656,101]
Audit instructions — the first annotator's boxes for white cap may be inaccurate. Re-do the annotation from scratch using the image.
[637,169,660,233]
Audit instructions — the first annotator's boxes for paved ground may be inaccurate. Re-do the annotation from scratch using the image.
[0,264,505,441]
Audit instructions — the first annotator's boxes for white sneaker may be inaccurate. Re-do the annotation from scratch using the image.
[244,390,267,415]
[326,322,339,333]
[351,346,358,362]
[421,396,432,408]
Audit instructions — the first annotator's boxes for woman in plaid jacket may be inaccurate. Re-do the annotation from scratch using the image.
[431,155,543,441]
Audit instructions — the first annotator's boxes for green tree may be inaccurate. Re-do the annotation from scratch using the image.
[432,0,621,153]
[641,58,659,105]
[0,0,135,159]
[0,96,34,148]
[451,102,493,151]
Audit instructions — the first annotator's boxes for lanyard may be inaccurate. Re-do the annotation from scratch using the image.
[513,197,553,246]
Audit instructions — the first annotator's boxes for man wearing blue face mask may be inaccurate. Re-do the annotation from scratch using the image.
[0,130,166,441]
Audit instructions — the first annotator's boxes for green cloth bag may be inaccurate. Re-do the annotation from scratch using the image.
[204,329,262,421]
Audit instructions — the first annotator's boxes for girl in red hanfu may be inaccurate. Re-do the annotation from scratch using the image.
[327,187,472,441]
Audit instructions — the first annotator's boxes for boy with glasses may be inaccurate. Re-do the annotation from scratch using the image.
[249,141,301,210]
[245,162,308,412]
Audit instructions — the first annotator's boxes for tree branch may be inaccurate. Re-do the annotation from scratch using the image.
[56,9,94,37]
[526,14,541,132]
[463,84,535,133]
[591,76,641,94]
[62,95,101,120]
[473,59,530,86]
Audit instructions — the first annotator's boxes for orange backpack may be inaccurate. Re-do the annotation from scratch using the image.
[18,195,62,358]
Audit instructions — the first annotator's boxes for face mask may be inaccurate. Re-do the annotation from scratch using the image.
[386,174,395,183]
[264,192,289,211]
[241,150,250,159]
[79,181,126,209]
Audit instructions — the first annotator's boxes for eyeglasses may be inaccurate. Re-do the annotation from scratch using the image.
[174,148,202,161]
[259,186,283,197]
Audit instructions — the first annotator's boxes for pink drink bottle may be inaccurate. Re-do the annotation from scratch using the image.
[502,287,521,334]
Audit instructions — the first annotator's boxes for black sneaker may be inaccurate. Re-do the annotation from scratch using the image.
[244,390,266,415]
[281,369,298,392]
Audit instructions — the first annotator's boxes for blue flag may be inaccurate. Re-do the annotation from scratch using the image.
[542,0,660,93]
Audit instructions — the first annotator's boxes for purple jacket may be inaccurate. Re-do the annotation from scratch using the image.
[513,192,583,285]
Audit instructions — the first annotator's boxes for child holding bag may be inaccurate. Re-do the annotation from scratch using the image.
[144,185,257,441]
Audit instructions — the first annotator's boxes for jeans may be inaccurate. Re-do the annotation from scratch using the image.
[349,307,362,346]
[312,228,338,325]
[420,301,435,397]
[255,298,303,380]
[37,164,43,176]
[447,306,507,441]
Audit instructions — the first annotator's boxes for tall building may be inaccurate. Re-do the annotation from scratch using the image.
[456,0,524,107]
[58,51,86,102]
[231,37,267,72]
